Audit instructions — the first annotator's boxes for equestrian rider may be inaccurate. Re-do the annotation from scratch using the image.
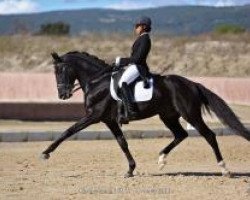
[114,16,152,121]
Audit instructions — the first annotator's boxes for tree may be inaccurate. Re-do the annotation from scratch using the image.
[38,22,70,36]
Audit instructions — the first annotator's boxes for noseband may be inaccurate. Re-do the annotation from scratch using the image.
[57,83,81,94]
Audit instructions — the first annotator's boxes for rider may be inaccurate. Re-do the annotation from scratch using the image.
[114,16,152,121]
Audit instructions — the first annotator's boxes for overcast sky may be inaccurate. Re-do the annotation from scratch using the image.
[0,0,250,14]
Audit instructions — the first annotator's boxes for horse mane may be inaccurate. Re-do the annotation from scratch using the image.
[65,51,110,69]
[64,51,113,84]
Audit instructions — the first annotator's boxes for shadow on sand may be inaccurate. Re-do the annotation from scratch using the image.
[149,171,250,178]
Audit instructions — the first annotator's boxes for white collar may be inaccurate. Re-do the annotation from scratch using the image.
[140,32,149,37]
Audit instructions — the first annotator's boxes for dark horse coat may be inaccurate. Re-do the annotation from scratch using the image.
[41,51,250,178]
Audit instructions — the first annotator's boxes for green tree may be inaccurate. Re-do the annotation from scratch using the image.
[214,24,246,34]
[38,22,70,35]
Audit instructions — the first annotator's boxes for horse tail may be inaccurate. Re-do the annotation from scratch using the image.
[197,84,250,141]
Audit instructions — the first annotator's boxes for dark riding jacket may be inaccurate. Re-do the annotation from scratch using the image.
[119,32,151,72]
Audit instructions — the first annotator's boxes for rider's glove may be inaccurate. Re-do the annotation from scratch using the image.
[111,63,120,71]
[115,57,121,66]
[112,56,122,71]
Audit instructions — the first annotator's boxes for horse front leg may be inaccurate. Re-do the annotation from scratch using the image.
[105,121,136,178]
[41,112,98,159]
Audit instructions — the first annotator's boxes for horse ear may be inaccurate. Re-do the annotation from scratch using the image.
[51,52,62,63]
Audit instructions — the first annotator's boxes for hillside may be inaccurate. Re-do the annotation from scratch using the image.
[0,5,250,35]
[0,33,250,77]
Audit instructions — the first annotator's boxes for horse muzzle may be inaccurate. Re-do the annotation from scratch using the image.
[57,84,74,100]
[59,92,72,100]
[58,88,73,100]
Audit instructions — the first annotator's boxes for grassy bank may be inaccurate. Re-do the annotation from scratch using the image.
[0,33,250,76]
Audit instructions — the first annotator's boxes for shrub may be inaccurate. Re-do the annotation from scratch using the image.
[38,22,70,36]
[214,24,246,34]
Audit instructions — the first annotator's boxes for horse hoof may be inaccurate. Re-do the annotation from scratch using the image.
[124,172,134,178]
[218,161,231,177]
[158,154,166,170]
[158,163,166,170]
[40,153,50,160]
[222,170,232,178]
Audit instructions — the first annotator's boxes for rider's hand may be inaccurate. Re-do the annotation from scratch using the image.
[143,79,150,89]
[111,63,120,71]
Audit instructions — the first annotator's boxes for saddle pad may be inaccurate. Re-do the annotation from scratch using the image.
[110,77,153,102]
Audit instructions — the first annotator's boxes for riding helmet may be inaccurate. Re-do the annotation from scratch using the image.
[135,16,152,28]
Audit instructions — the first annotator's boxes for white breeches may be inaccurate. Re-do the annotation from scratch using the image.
[118,65,140,87]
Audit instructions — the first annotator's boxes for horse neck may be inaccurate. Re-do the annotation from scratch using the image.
[75,60,104,93]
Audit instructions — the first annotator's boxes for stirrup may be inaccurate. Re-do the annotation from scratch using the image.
[118,107,137,124]
[119,115,129,125]
[128,107,137,120]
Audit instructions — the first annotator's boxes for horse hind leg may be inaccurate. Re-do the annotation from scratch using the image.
[158,115,188,170]
[186,114,231,177]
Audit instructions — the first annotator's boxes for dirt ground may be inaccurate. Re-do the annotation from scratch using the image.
[0,136,249,200]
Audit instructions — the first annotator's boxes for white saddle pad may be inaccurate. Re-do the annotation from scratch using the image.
[110,77,153,102]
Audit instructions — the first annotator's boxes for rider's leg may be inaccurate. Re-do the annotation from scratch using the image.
[137,65,150,88]
[118,65,140,87]
[120,82,137,113]
[118,65,139,122]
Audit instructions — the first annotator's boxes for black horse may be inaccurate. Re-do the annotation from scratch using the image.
[41,51,250,178]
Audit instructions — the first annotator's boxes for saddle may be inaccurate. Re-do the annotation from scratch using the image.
[110,67,153,102]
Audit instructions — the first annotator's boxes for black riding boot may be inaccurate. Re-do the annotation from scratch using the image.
[120,82,137,124]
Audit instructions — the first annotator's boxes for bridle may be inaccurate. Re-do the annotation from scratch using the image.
[57,82,81,95]
[56,63,82,95]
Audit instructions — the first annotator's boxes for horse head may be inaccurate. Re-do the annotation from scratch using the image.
[51,52,77,100]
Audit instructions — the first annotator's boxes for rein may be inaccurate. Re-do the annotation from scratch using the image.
[60,52,113,95]
[57,83,81,94]
[73,83,81,93]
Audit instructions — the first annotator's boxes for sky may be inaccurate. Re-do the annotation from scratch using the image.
[0,0,250,15]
